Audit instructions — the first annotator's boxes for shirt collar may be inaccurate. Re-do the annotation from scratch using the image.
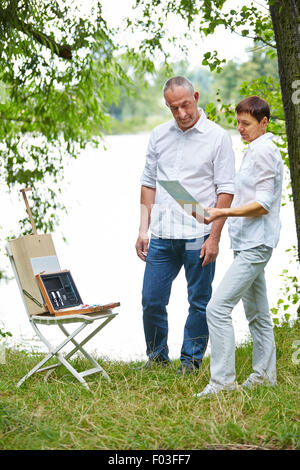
[248,132,274,150]
[170,108,207,133]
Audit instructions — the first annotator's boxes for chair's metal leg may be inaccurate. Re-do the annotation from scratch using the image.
[42,321,104,383]
[58,317,116,381]
[16,351,57,388]
[60,317,116,357]
[16,322,88,388]
[62,315,116,361]
[55,352,90,390]
[58,323,100,368]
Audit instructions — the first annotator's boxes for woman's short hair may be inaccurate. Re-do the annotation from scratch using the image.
[235,96,270,122]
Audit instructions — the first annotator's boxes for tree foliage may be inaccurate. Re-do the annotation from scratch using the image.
[109,48,280,134]
[0,0,133,234]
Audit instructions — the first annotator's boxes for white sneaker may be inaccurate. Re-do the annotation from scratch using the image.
[194,382,236,397]
[242,375,276,389]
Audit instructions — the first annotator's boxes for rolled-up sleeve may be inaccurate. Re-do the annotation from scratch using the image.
[254,147,276,212]
[213,132,235,195]
[140,130,158,188]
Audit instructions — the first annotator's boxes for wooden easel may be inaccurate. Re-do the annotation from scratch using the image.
[12,188,120,317]
[20,187,38,235]
[8,188,59,316]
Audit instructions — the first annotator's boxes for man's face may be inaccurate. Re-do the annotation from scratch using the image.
[236,112,268,143]
[165,86,200,131]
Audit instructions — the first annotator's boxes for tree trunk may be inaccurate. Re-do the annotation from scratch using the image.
[269,0,300,260]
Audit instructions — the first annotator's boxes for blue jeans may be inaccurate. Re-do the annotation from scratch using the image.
[142,236,215,366]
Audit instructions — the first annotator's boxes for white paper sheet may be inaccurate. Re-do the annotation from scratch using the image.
[158,180,210,218]
[30,255,61,275]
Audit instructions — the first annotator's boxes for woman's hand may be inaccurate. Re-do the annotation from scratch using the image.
[204,207,228,225]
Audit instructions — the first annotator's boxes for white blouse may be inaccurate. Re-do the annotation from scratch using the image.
[228,132,283,250]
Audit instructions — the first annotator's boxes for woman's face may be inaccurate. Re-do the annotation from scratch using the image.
[236,112,268,143]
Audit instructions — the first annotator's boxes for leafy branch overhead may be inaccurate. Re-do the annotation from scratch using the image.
[0,0,133,234]
[0,1,72,59]
[132,0,276,66]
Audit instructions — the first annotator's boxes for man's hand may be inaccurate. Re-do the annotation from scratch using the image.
[135,231,149,261]
[200,236,219,267]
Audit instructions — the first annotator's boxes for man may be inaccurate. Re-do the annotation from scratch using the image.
[135,76,235,374]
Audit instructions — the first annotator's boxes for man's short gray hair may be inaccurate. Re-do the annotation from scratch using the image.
[163,76,194,96]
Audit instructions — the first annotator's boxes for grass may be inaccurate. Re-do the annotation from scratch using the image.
[0,321,299,450]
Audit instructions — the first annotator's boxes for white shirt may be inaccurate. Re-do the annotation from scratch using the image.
[140,109,235,239]
[228,132,283,250]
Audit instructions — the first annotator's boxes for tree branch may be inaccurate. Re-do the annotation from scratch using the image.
[0,3,72,60]
[230,28,277,49]
[19,21,72,60]
[210,4,277,50]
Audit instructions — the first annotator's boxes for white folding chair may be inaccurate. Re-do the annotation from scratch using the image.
[17,311,117,390]
[6,241,119,391]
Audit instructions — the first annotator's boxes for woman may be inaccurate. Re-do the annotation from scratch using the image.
[196,96,283,397]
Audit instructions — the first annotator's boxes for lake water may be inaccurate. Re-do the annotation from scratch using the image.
[0,132,298,362]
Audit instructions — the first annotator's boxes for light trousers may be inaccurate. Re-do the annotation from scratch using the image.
[206,245,276,387]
